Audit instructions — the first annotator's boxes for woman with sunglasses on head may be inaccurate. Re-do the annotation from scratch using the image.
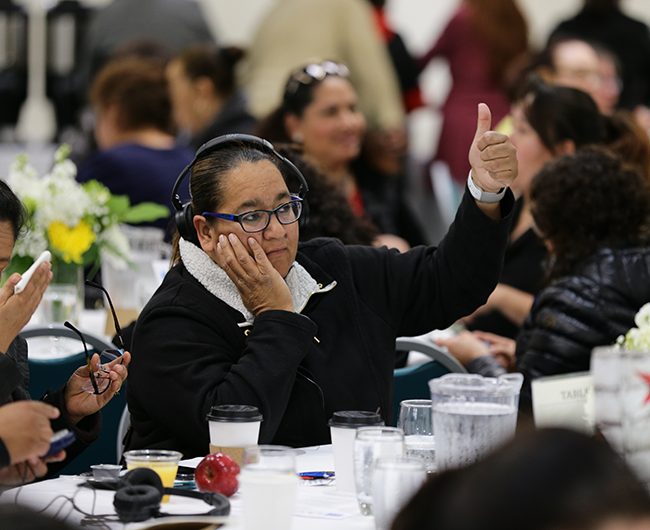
[126,107,517,456]
[0,181,130,485]
[256,61,425,252]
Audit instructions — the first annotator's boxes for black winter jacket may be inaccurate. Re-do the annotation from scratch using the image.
[127,190,514,457]
[469,246,650,409]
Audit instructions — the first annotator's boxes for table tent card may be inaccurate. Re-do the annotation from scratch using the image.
[531,371,594,434]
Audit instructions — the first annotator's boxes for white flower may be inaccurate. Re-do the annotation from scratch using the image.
[618,304,650,351]
[634,303,650,329]
[97,224,131,270]
[4,147,134,268]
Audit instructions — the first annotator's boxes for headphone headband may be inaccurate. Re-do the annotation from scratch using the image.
[171,134,310,245]
[171,134,309,211]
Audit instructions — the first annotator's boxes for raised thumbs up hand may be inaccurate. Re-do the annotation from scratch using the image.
[468,103,518,194]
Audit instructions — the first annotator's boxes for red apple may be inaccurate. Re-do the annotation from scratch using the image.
[194,452,240,497]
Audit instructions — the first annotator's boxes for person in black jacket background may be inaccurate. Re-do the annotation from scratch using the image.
[438,148,650,409]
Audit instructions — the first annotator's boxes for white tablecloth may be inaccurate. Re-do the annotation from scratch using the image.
[0,445,375,530]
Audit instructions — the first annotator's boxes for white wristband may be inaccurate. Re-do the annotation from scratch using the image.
[467,172,506,203]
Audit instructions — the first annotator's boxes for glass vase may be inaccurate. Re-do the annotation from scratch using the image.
[40,258,83,325]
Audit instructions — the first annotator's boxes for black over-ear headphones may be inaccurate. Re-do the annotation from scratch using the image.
[171,133,310,246]
[113,467,230,523]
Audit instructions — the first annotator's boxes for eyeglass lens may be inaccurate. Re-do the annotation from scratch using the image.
[241,201,302,232]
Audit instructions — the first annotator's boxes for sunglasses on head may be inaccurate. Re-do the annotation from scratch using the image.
[285,61,350,96]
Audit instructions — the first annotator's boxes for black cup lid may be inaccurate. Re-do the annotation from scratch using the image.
[328,411,383,428]
[207,405,263,423]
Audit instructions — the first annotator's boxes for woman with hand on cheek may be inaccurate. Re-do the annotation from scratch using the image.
[126,108,517,457]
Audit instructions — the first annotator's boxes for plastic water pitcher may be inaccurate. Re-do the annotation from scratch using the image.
[429,373,523,471]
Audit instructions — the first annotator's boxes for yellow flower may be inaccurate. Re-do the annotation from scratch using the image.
[47,220,96,264]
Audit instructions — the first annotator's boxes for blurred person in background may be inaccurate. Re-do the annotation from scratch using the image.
[242,0,404,135]
[79,0,215,94]
[417,0,528,187]
[366,0,425,114]
[521,35,619,117]
[549,0,650,126]
[392,428,650,530]
[257,61,426,251]
[166,45,257,150]
[76,58,193,237]
[275,145,379,245]
[592,43,623,115]
[438,148,650,410]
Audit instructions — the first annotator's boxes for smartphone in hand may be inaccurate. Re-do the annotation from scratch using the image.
[14,250,51,294]
[44,429,76,457]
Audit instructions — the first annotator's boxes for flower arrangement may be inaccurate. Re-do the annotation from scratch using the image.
[615,303,650,351]
[4,145,169,278]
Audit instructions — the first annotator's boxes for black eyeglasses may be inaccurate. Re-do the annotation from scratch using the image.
[202,196,303,233]
[63,281,124,395]
[86,279,125,351]
[285,61,349,96]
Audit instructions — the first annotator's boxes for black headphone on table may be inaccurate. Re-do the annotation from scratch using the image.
[171,133,310,246]
[113,467,230,523]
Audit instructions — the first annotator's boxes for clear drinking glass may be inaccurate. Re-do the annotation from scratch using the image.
[40,284,79,324]
[372,457,427,530]
[354,426,405,515]
[398,399,436,473]
[240,445,299,530]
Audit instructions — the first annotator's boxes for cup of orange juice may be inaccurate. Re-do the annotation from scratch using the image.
[123,449,182,502]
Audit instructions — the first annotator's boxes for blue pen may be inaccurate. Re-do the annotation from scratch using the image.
[298,471,335,480]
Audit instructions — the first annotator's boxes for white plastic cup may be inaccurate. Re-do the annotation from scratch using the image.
[207,405,263,466]
[329,411,383,492]
[239,472,299,530]
[240,445,298,530]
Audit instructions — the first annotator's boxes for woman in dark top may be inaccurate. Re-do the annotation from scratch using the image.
[76,57,193,234]
[464,80,620,339]
[166,45,257,149]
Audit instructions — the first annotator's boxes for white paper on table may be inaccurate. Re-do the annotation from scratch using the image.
[293,487,360,519]
[179,457,203,469]
[531,371,594,433]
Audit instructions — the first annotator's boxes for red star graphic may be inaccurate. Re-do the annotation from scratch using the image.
[638,372,650,404]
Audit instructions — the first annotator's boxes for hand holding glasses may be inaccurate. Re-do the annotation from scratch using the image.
[63,281,125,395]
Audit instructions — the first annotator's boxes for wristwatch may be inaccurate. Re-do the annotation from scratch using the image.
[467,172,506,203]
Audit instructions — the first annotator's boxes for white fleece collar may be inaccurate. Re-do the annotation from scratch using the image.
[179,238,335,324]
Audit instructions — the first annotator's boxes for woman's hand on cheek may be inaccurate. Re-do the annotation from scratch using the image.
[216,233,294,315]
